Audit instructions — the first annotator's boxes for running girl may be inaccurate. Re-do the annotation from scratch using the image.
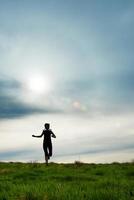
[32,123,56,165]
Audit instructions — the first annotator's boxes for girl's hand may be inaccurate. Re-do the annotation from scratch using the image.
[52,133,56,138]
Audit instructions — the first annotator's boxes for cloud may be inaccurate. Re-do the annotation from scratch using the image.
[0,78,20,90]
[0,149,33,160]
[0,95,53,119]
[57,69,134,115]
[0,78,61,119]
[1,66,134,120]
[55,132,134,157]
[0,97,60,119]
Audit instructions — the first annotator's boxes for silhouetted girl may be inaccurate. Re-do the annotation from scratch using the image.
[32,123,56,165]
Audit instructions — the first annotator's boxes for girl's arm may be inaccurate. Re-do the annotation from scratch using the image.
[52,133,56,138]
[51,130,56,138]
[32,132,44,138]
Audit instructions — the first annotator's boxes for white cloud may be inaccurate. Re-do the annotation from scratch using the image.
[0,0,134,162]
[0,112,134,162]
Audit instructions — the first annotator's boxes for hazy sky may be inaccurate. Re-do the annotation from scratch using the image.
[0,0,134,163]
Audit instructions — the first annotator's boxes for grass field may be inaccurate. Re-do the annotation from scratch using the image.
[0,161,134,200]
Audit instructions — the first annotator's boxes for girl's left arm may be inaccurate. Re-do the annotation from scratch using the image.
[51,130,56,138]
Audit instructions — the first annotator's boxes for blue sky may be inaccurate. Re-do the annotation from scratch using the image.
[0,0,134,163]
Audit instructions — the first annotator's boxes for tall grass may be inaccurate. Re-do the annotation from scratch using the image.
[0,162,134,200]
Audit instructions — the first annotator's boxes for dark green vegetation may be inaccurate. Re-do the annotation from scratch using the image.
[0,162,134,200]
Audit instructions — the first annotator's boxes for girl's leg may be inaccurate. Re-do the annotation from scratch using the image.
[48,143,52,158]
[45,155,48,165]
[43,143,49,165]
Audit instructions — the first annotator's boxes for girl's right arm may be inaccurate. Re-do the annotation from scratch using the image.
[32,131,44,138]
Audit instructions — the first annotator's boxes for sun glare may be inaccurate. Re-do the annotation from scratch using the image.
[27,74,51,95]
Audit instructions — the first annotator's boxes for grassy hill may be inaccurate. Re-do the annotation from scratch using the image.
[0,162,134,200]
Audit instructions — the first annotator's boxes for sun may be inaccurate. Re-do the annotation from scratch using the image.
[26,74,51,95]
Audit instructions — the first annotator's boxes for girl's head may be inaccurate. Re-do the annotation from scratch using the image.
[44,123,50,130]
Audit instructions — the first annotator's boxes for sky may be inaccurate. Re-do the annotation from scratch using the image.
[0,0,134,163]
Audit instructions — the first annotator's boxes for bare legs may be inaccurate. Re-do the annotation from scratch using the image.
[45,155,48,165]
[43,143,52,165]
[45,154,51,165]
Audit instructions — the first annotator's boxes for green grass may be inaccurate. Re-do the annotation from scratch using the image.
[0,162,134,200]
